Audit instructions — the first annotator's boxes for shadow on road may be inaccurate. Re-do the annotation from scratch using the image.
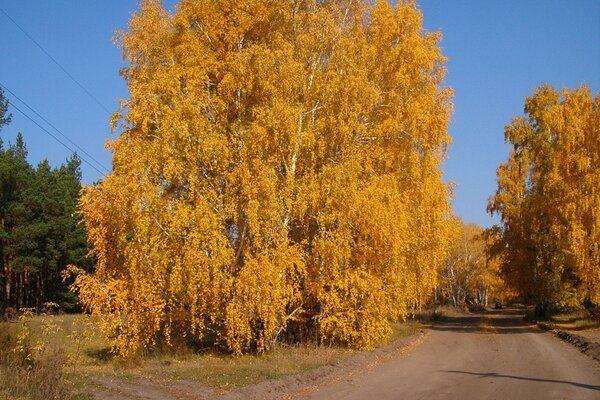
[441,370,600,391]
[430,309,539,334]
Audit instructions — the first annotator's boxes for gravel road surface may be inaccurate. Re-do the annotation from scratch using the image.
[307,309,600,400]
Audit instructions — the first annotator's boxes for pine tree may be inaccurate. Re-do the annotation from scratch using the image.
[0,88,11,131]
[0,131,89,310]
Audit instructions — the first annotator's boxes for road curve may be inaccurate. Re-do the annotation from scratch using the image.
[306,309,600,400]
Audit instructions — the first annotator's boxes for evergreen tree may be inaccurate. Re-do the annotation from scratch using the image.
[0,132,89,310]
[0,133,33,310]
[0,87,11,131]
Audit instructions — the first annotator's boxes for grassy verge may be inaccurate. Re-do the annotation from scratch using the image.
[545,309,600,331]
[128,343,355,389]
[525,308,600,331]
[1,313,422,396]
[384,320,421,344]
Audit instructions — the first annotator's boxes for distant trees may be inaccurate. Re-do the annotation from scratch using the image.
[488,84,600,316]
[71,0,454,356]
[436,219,503,309]
[0,89,90,312]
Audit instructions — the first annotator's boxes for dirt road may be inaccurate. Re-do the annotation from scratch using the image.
[308,309,600,400]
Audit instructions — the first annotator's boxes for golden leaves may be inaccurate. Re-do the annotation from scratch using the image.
[74,0,453,355]
[489,84,600,309]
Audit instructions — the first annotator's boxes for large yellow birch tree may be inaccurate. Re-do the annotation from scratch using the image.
[71,0,453,355]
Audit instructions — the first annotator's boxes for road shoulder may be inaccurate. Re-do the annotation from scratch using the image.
[535,321,600,362]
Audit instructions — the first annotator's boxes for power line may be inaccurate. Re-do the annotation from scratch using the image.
[7,101,108,178]
[0,6,113,115]
[0,83,110,174]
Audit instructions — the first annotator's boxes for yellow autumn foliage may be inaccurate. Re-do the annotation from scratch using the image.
[437,219,505,308]
[489,85,600,314]
[71,0,453,355]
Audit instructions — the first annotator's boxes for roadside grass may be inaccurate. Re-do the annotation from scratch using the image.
[135,318,420,389]
[134,343,355,389]
[385,319,421,344]
[548,309,600,331]
[1,313,422,394]
[526,308,600,331]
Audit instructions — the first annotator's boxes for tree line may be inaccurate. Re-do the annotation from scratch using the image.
[0,88,90,313]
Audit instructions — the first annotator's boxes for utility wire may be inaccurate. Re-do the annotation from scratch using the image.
[0,6,113,115]
[8,102,108,178]
[0,83,110,174]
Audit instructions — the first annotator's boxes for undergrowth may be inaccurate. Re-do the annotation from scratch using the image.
[0,312,91,400]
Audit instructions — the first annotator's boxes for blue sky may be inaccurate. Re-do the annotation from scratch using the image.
[0,1,599,227]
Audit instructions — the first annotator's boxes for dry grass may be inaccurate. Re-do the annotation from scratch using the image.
[384,319,421,344]
[0,321,94,400]
[141,320,419,389]
[549,309,600,331]
[134,343,355,389]
[528,308,600,332]
[1,314,107,365]
[1,313,421,393]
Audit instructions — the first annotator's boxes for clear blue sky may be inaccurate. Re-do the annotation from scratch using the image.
[1,1,599,227]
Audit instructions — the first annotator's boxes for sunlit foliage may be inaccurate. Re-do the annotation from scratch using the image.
[488,84,600,315]
[71,0,453,355]
[437,219,504,308]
